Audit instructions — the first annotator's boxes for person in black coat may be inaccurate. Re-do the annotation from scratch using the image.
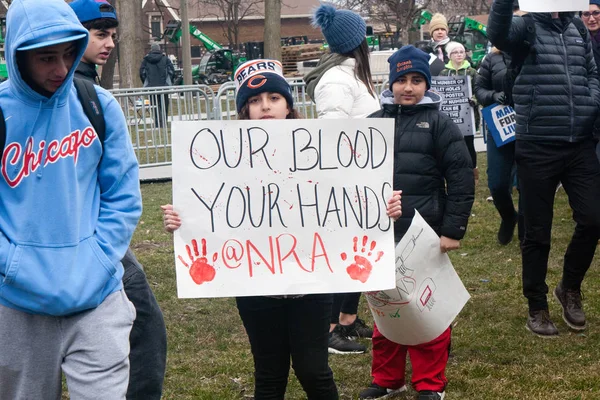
[580,0,600,160]
[140,43,175,128]
[488,0,600,338]
[474,47,522,246]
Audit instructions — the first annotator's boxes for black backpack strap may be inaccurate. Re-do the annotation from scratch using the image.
[572,18,589,41]
[0,105,5,162]
[74,77,106,148]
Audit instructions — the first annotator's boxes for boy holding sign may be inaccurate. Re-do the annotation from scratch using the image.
[162,58,403,399]
[359,46,474,400]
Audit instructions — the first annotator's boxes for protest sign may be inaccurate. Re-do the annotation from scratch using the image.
[431,76,476,137]
[519,0,587,12]
[481,104,516,147]
[365,211,470,345]
[171,119,397,298]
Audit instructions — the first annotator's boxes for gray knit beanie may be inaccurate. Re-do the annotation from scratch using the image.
[312,3,366,54]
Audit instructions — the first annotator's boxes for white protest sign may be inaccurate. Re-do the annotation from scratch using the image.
[365,211,470,345]
[172,119,397,298]
[519,0,587,12]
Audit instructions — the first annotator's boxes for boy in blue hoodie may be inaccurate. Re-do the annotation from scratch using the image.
[0,0,141,398]
[359,46,474,400]
[68,1,167,398]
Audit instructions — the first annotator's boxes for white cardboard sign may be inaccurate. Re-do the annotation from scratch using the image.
[171,119,397,298]
[365,211,471,345]
[519,0,587,12]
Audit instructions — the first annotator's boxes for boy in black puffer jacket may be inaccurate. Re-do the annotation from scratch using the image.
[359,45,474,400]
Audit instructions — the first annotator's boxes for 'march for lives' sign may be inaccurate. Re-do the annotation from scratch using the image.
[171,119,397,298]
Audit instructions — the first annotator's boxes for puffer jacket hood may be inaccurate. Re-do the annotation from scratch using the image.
[379,89,442,107]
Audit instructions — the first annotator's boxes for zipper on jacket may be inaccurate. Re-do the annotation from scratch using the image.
[560,33,575,142]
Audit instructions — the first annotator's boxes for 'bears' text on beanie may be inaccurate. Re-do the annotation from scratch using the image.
[312,3,366,54]
[234,59,294,113]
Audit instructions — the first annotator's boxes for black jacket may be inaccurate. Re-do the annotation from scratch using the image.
[488,0,600,142]
[139,50,174,87]
[474,50,508,107]
[369,91,475,242]
[74,61,99,85]
[592,36,600,76]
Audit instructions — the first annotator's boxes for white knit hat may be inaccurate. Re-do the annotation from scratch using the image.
[445,41,465,56]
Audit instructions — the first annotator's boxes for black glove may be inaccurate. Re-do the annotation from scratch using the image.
[493,91,506,105]
[468,98,477,108]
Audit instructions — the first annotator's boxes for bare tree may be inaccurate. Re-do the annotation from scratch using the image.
[363,0,431,44]
[193,0,261,48]
[115,0,144,88]
[263,0,281,60]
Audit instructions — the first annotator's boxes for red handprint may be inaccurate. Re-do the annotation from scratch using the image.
[178,239,218,285]
[340,236,384,283]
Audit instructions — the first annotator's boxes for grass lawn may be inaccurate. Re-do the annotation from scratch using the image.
[133,155,600,400]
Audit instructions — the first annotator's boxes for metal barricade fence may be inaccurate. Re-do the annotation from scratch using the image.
[111,85,214,168]
[112,76,482,172]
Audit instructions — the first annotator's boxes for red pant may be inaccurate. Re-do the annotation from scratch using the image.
[371,324,451,392]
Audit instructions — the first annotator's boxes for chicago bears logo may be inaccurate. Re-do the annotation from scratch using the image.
[248,75,268,89]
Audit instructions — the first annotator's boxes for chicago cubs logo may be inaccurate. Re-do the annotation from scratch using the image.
[248,75,267,89]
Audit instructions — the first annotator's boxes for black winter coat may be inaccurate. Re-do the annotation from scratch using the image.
[488,0,600,142]
[74,61,99,85]
[474,50,508,107]
[139,50,174,87]
[369,92,475,242]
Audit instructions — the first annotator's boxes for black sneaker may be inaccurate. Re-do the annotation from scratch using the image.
[554,282,586,330]
[340,318,374,339]
[328,325,366,354]
[359,383,406,399]
[498,212,518,245]
[526,309,559,338]
[417,391,445,400]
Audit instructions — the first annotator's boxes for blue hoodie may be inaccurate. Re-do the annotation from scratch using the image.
[0,0,142,316]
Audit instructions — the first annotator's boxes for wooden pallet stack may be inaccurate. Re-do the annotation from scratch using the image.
[281,44,326,75]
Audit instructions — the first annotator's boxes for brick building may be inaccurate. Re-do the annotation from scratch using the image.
[141,0,322,62]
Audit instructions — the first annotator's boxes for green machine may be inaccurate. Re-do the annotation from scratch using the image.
[163,20,247,85]
[0,16,7,81]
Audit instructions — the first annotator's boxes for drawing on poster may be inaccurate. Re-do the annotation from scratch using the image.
[367,227,424,307]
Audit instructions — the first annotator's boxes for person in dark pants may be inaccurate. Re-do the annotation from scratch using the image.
[474,44,522,245]
[139,43,174,128]
[162,58,403,399]
[581,0,600,160]
[69,1,167,398]
[236,295,338,399]
[488,0,600,337]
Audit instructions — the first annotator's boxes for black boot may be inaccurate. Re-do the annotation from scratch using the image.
[498,211,518,245]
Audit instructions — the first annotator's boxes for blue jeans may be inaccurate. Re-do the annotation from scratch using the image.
[486,133,517,221]
[122,249,167,400]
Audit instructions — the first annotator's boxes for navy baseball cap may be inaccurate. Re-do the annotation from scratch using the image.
[69,0,117,24]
